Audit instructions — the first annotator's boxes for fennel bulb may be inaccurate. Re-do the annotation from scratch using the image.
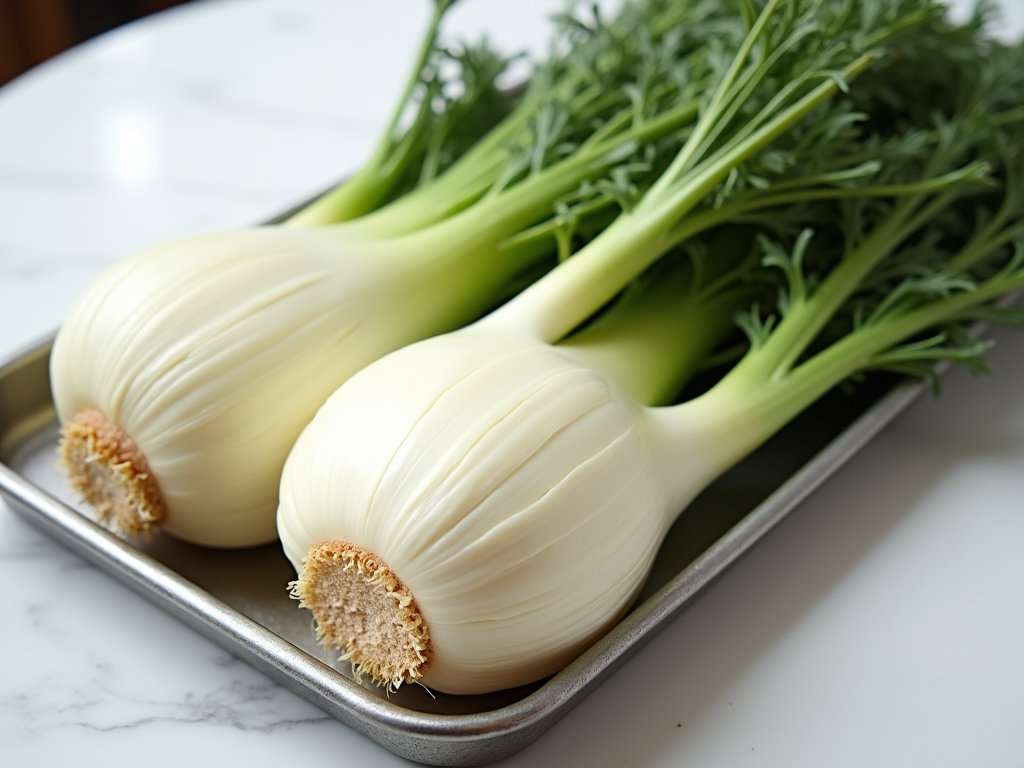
[280,326,673,692]
[53,225,500,546]
[278,194,1024,694]
[277,3,1024,694]
[52,0,735,545]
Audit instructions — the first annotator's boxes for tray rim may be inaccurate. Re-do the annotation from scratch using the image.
[0,331,928,765]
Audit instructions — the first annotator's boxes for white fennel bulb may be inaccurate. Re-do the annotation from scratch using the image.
[49,18,712,545]
[52,226,464,546]
[49,70,680,546]
[278,327,683,693]
[276,206,1024,693]
[276,0,963,694]
[51,0,764,546]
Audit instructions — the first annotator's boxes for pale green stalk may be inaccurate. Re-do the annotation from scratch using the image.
[334,92,704,244]
[485,47,874,343]
[561,251,760,405]
[660,262,1024,506]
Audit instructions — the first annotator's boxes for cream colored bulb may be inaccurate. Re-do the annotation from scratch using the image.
[52,226,425,547]
[277,326,675,694]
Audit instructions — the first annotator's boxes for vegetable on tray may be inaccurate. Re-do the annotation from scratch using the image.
[48,0,1024,699]
[277,1,1024,694]
[52,0,736,546]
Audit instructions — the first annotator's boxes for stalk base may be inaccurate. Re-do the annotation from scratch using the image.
[60,408,166,538]
[291,540,432,690]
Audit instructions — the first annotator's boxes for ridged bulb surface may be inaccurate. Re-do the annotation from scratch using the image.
[52,227,410,547]
[278,327,672,694]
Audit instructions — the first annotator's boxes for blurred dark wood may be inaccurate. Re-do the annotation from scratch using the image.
[0,0,190,87]
[138,0,188,12]
[68,0,191,47]
[0,0,75,85]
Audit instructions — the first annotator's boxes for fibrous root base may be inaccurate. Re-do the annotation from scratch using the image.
[60,408,166,538]
[291,540,432,690]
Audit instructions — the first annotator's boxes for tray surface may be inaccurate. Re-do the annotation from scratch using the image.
[0,333,925,765]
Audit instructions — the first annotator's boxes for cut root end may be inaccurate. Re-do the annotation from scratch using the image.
[290,540,432,690]
[59,408,166,538]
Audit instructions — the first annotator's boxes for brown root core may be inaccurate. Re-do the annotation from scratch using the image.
[290,540,432,689]
[59,408,167,538]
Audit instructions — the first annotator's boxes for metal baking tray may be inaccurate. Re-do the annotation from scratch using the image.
[0,329,927,765]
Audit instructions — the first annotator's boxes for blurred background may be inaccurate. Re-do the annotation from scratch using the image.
[0,0,191,86]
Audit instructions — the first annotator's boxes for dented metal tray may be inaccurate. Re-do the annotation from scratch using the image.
[0,330,928,765]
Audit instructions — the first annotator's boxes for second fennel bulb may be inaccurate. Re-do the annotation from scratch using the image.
[278,326,685,693]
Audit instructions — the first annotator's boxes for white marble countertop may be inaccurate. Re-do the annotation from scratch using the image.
[2,1,1023,765]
